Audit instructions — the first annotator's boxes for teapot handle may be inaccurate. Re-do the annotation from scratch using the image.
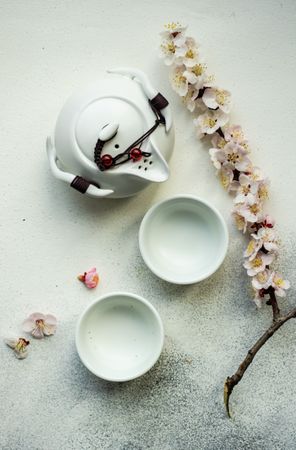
[107,67,172,132]
[46,137,114,198]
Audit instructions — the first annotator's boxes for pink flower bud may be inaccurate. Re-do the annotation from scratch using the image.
[78,267,99,289]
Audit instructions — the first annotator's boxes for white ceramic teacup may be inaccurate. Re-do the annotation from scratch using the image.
[76,292,164,382]
[139,195,229,284]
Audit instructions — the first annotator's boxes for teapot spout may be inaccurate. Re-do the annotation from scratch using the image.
[139,165,169,183]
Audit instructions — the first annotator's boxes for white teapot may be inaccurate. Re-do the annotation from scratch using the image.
[46,68,174,198]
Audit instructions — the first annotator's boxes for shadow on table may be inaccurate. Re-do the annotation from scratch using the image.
[71,335,200,402]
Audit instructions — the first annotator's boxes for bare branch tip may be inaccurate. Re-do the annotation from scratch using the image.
[224,379,232,418]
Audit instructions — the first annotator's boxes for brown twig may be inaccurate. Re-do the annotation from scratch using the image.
[266,288,281,321]
[224,303,296,417]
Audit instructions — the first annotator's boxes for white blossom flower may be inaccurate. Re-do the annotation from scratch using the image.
[251,227,278,252]
[218,166,239,192]
[5,337,30,359]
[252,269,273,290]
[210,142,251,172]
[234,173,260,204]
[183,63,207,87]
[174,45,190,66]
[223,142,252,171]
[181,37,199,67]
[237,169,267,200]
[194,110,229,135]
[235,197,263,223]
[271,272,290,297]
[211,133,227,149]
[202,87,232,113]
[243,251,274,276]
[23,313,57,339]
[203,74,215,88]
[160,22,187,45]
[182,84,200,112]
[209,148,223,169]
[224,125,246,145]
[159,38,178,65]
[159,30,187,66]
[232,210,248,233]
[247,166,266,183]
[244,238,262,260]
[257,179,269,201]
[170,65,189,96]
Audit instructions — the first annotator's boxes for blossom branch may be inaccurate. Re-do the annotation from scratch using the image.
[224,305,296,417]
[159,22,292,417]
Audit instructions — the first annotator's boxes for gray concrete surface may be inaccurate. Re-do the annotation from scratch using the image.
[1,1,296,449]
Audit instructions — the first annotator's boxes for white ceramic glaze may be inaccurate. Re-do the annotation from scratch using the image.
[139,195,229,284]
[47,68,174,198]
[76,292,164,381]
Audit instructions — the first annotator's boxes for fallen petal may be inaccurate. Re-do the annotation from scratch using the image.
[28,312,46,322]
[79,267,99,289]
[44,314,57,326]
[5,338,30,359]
[32,326,44,339]
[15,348,29,359]
[43,324,56,336]
[22,318,35,333]
[4,338,18,349]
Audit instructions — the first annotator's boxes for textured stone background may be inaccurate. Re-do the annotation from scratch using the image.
[1,1,296,449]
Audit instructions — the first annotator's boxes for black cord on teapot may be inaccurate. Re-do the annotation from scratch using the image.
[94,93,168,171]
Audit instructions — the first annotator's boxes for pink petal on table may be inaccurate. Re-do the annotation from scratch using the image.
[44,324,56,336]
[29,312,46,322]
[44,314,57,326]
[22,318,35,332]
[31,326,44,339]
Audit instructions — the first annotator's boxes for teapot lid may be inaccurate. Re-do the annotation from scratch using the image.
[75,95,147,164]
